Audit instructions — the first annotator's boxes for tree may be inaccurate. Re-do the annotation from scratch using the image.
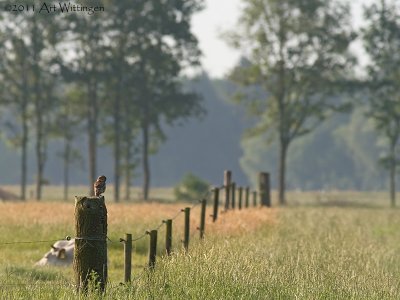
[54,86,84,201]
[1,5,60,200]
[133,0,205,200]
[60,3,107,195]
[101,0,142,202]
[0,36,31,200]
[226,0,356,204]
[362,0,400,207]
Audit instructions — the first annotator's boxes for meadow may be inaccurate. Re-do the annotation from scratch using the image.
[0,187,399,299]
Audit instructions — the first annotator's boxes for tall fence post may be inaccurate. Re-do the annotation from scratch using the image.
[231,182,236,209]
[74,196,108,293]
[253,191,257,207]
[123,233,132,282]
[259,172,271,207]
[199,199,206,239]
[224,170,232,210]
[147,230,158,269]
[164,219,172,255]
[183,207,190,251]
[212,188,219,222]
[238,187,243,210]
[245,187,250,208]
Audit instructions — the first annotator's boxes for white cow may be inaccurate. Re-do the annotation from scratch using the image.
[35,239,75,266]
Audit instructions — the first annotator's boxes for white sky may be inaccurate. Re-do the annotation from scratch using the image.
[191,0,375,79]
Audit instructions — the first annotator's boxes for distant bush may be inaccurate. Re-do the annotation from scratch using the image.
[174,173,209,202]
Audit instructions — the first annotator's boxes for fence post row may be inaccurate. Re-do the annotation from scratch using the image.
[245,187,250,208]
[199,199,206,239]
[183,207,190,251]
[224,170,232,210]
[123,233,132,282]
[231,182,236,209]
[238,187,243,210]
[259,172,271,207]
[212,187,219,222]
[73,196,108,293]
[71,171,271,282]
[148,230,158,269]
[164,219,173,255]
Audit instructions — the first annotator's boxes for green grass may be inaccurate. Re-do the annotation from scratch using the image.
[0,190,399,299]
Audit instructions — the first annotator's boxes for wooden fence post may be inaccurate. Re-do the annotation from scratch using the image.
[199,199,206,239]
[238,187,243,210]
[224,170,232,210]
[148,230,158,269]
[74,196,107,293]
[245,187,250,208]
[123,233,132,282]
[231,182,236,209]
[253,191,257,207]
[211,188,219,222]
[183,207,190,251]
[259,172,271,207]
[164,219,172,256]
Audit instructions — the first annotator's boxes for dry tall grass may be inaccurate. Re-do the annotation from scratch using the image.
[0,201,276,238]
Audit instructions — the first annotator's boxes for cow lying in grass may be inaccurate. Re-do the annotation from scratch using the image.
[35,239,74,266]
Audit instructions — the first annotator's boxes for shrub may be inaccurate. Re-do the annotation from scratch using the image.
[174,173,209,202]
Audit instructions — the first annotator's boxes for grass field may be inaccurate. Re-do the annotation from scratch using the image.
[0,187,399,299]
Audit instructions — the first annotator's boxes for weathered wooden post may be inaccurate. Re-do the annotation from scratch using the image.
[238,187,243,210]
[164,219,172,255]
[123,233,132,282]
[224,170,232,210]
[259,172,271,207]
[183,207,190,251]
[199,199,206,239]
[245,187,250,208]
[231,182,236,209]
[74,196,107,293]
[211,188,219,222]
[147,230,158,269]
[252,191,257,207]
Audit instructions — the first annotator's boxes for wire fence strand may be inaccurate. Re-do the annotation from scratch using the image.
[0,185,223,249]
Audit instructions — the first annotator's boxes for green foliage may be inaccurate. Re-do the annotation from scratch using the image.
[362,0,400,159]
[174,173,209,202]
[240,104,387,190]
[225,0,357,203]
[362,0,400,204]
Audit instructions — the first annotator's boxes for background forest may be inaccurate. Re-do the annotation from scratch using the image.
[0,0,398,203]
[0,73,388,190]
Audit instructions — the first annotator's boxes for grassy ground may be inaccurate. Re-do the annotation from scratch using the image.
[0,187,399,299]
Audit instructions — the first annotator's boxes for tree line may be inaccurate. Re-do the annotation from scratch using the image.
[1,0,399,207]
[0,0,205,201]
[225,0,400,206]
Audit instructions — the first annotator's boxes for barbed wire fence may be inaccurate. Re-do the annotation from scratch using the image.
[0,170,272,290]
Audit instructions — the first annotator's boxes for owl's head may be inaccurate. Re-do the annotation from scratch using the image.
[97,175,107,182]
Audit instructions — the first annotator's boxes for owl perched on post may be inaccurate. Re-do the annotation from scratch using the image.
[94,175,107,197]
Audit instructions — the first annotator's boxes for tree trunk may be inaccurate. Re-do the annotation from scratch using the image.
[87,81,98,195]
[63,138,70,201]
[389,144,396,208]
[20,99,28,201]
[124,138,132,201]
[142,121,150,201]
[113,89,121,202]
[390,164,396,208]
[278,140,288,205]
[32,20,44,201]
[35,115,44,201]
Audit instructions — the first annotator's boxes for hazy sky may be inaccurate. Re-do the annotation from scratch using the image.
[192,0,374,78]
